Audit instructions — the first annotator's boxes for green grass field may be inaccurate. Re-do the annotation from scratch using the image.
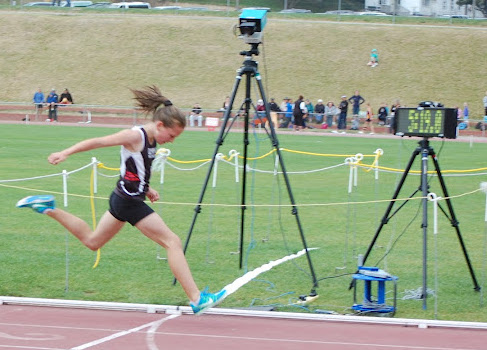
[1,124,487,321]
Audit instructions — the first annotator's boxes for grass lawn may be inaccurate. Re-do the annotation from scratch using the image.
[1,123,487,322]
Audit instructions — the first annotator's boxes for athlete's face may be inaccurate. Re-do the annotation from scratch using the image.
[155,122,184,144]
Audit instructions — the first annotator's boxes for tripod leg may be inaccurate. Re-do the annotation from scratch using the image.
[420,145,429,310]
[363,148,420,265]
[173,70,244,285]
[349,146,420,290]
[430,149,481,291]
[254,75,319,291]
[238,73,253,269]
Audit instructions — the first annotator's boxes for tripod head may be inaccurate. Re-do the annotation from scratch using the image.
[239,43,260,58]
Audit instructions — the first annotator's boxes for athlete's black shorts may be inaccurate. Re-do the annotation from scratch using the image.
[109,191,154,226]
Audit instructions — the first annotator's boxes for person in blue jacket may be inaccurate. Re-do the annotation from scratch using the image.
[46,88,59,122]
[33,87,45,120]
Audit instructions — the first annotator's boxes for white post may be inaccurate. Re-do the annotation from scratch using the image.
[62,169,68,207]
[428,192,441,319]
[91,157,98,194]
[213,153,224,188]
[229,150,240,183]
[346,157,354,193]
[374,149,383,181]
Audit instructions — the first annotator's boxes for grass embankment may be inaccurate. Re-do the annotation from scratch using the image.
[0,10,486,118]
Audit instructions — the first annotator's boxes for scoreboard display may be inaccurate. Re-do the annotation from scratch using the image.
[395,107,457,139]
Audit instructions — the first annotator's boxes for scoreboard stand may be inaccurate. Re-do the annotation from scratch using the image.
[355,136,480,310]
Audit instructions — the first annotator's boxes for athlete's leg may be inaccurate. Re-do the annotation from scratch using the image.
[47,209,125,251]
[135,212,200,303]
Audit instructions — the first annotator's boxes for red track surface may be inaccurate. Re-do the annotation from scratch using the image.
[1,304,486,350]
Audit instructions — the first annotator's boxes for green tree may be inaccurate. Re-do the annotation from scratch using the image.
[456,0,487,17]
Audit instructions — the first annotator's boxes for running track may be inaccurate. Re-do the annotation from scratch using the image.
[1,297,486,350]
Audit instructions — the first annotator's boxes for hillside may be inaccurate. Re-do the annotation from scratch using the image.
[1,10,486,117]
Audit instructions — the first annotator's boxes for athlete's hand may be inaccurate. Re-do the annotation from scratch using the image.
[48,151,68,165]
[146,187,160,203]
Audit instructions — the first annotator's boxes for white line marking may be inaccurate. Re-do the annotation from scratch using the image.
[146,314,180,350]
[0,346,65,350]
[222,248,318,297]
[148,331,482,350]
[0,331,63,341]
[70,318,165,350]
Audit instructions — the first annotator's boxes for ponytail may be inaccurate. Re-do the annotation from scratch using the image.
[131,85,186,128]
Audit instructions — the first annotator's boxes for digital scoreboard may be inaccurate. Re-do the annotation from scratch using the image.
[395,107,457,139]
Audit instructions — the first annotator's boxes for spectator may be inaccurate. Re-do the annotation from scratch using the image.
[305,99,314,124]
[314,99,325,124]
[222,96,231,111]
[348,91,365,118]
[483,91,487,118]
[463,102,469,127]
[362,102,375,134]
[377,102,388,126]
[324,101,338,129]
[293,95,306,131]
[390,100,401,134]
[33,87,45,119]
[59,88,73,104]
[337,95,349,130]
[189,103,203,127]
[367,48,379,67]
[46,89,59,122]
[254,99,266,126]
[268,98,281,113]
[279,97,293,128]
[268,98,281,128]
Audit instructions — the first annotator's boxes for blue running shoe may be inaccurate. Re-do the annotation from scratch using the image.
[191,288,227,315]
[16,195,56,214]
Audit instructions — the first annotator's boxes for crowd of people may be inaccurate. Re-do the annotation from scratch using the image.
[32,87,74,122]
[32,87,486,132]
[271,91,399,134]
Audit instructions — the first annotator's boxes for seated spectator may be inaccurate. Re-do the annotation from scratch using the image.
[189,103,203,127]
[254,99,267,126]
[314,99,325,124]
[324,101,338,129]
[305,99,314,123]
[367,48,379,67]
[377,102,388,125]
[59,88,73,104]
[46,88,59,122]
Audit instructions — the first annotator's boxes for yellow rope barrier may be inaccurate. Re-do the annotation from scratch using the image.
[2,182,483,209]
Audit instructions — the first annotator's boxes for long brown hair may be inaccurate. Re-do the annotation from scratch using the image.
[131,85,186,128]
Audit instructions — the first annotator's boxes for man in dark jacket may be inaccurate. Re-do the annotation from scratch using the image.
[348,90,365,117]
[46,89,59,122]
[338,95,349,130]
[314,99,325,124]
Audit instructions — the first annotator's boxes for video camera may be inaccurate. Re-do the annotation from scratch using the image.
[238,9,268,44]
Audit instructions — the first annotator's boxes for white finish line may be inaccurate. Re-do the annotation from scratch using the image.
[221,248,318,297]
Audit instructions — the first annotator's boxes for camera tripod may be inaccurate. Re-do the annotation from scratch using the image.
[353,138,480,310]
[174,43,319,293]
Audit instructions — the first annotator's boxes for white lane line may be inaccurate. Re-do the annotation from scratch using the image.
[70,318,168,350]
[146,314,180,350]
[143,331,481,350]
